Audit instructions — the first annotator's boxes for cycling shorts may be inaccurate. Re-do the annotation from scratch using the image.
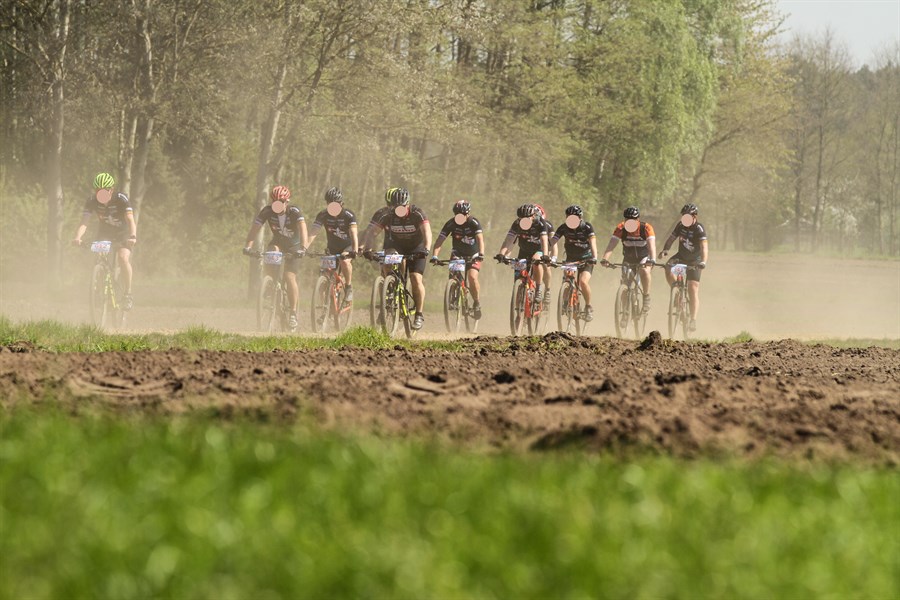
[564,254,593,274]
[450,251,482,271]
[266,242,303,275]
[385,244,427,275]
[668,254,702,282]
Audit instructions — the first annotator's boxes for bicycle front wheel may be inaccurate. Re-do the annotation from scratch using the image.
[632,287,647,339]
[311,275,330,333]
[443,278,462,333]
[463,288,478,334]
[682,287,692,340]
[381,274,401,336]
[668,285,680,340]
[257,275,277,333]
[89,264,108,328]
[370,275,384,328]
[574,288,585,337]
[557,281,575,334]
[335,282,353,332]
[613,283,630,338]
[510,279,526,335]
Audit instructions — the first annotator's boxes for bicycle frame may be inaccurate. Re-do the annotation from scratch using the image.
[434,257,479,333]
[309,253,354,333]
[499,257,543,335]
[604,261,654,339]
[87,240,125,329]
[371,252,418,337]
[666,263,697,340]
[251,250,297,333]
[552,260,590,334]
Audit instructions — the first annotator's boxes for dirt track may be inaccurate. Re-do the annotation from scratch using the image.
[2,332,898,464]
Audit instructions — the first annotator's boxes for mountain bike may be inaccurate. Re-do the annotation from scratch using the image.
[666,263,699,340]
[368,251,421,338]
[551,259,593,335]
[247,249,299,333]
[498,256,544,336]
[433,257,480,334]
[309,252,354,334]
[367,251,385,328]
[86,240,126,329]
[603,261,654,339]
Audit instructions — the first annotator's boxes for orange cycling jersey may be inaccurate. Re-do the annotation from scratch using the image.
[611,220,655,263]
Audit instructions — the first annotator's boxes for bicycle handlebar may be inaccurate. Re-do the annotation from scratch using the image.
[306,251,356,260]
[432,257,481,266]
[549,259,595,268]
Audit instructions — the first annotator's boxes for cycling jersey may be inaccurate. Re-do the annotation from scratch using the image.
[254,205,305,248]
[375,205,429,248]
[552,221,595,260]
[83,192,132,241]
[669,222,707,263]
[507,217,548,257]
[611,220,655,263]
[312,207,357,252]
[437,216,482,257]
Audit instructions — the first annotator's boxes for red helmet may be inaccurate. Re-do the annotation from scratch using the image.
[534,204,546,219]
[270,185,291,202]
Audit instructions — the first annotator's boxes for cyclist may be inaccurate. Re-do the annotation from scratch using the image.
[550,205,598,321]
[304,187,358,302]
[242,185,308,331]
[430,199,485,319]
[360,187,397,253]
[658,203,708,332]
[71,172,137,311]
[534,203,554,308]
[600,206,657,317]
[495,203,550,303]
[368,188,432,330]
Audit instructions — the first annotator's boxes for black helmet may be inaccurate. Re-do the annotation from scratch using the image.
[624,206,640,219]
[453,200,471,215]
[565,205,583,218]
[516,204,536,218]
[681,203,698,216]
[390,188,410,206]
[325,187,343,203]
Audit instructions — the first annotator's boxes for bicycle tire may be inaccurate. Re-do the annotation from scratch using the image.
[682,285,692,340]
[463,287,478,334]
[574,286,584,337]
[557,281,574,334]
[668,285,680,340]
[257,275,277,333]
[631,286,646,339]
[335,281,353,332]
[311,275,330,333]
[89,264,108,328]
[614,282,630,338]
[402,287,415,339]
[443,278,462,333]
[510,279,526,335]
[370,275,385,329]
[382,274,401,336]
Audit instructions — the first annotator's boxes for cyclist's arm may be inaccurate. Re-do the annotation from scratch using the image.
[73,219,90,244]
[300,220,309,249]
[350,223,359,254]
[421,221,432,252]
[661,232,677,254]
[549,235,560,261]
[700,238,708,264]
[124,212,137,247]
[647,235,657,260]
[476,231,485,256]
[497,232,516,257]
[244,222,263,250]
[600,236,619,261]
[539,232,549,256]
[590,236,598,260]
[306,221,322,249]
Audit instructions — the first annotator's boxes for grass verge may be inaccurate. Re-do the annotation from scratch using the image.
[1,410,897,599]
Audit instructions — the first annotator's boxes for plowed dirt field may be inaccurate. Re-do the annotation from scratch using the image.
[3,332,898,464]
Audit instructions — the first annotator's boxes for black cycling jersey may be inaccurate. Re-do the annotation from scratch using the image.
[552,221,596,260]
[254,205,305,248]
[312,207,357,251]
[375,205,429,248]
[83,192,132,230]
[507,217,548,254]
[437,216,482,256]
[669,222,707,263]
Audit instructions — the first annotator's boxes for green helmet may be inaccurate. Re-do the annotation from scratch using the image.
[93,172,115,190]
[384,187,399,206]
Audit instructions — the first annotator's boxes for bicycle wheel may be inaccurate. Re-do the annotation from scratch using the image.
[381,274,401,336]
[443,278,462,333]
[631,286,647,338]
[370,275,384,328]
[335,282,353,332]
[257,275,277,333]
[525,286,537,335]
[613,283,630,338]
[463,289,479,334]
[402,288,416,339]
[682,286,692,340]
[668,285,680,340]
[311,275,330,333]
[509,279,526,335]
[88,264,108,328]
[574,288,585,337]
[557,281,575,333]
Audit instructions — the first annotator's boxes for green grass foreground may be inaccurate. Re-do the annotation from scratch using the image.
[1,412,897,599]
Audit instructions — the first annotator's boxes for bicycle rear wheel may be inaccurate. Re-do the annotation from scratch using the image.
[370,275,384,328]
[89,264,108,328]
[257,275,277,333]
[381,274,401,336]
[510,279,526,335]
[311,275,330,333]
[613,283,630,338]
[443,278,462,333]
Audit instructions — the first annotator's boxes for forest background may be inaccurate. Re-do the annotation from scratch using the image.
[1,0,898,286]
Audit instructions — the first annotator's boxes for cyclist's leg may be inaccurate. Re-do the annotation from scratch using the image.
[639,261,652,312]
[408,265,426,314]
[465,256,482,303]
[578,268,592,307]
[687,268,701,320]
[283,251,302,315]
[116,246,133,294]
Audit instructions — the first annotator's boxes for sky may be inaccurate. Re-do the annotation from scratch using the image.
[776,0,900,67]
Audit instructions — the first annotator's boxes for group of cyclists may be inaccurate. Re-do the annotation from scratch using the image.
[72,171,709,334]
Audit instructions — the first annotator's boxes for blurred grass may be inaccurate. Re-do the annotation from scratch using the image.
[1,410,897,599]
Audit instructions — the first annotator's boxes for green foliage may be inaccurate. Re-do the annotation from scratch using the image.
[724,331,755,343]
[1,411,897,598]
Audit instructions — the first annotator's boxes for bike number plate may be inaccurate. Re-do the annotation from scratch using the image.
[512,259,527,273]
[383,254,403,265]
[449,259,466,273]
[670,264,687,279]
[91,241,112,254]
[561,265,578,275]
[320,256,337,270]
[263,251,284,265]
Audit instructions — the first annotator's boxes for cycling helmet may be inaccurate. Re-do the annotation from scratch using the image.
[93,172,115,190]
[325,187,343,203]
[681,203,698,216]
[384,187,399,206]
[565,205,583,218]
[623,206,640,219]
[534,204,546,219]
[271,185,291,202]
[389,188,410,206]
[453,200,471,215]
[516,204,536,218]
